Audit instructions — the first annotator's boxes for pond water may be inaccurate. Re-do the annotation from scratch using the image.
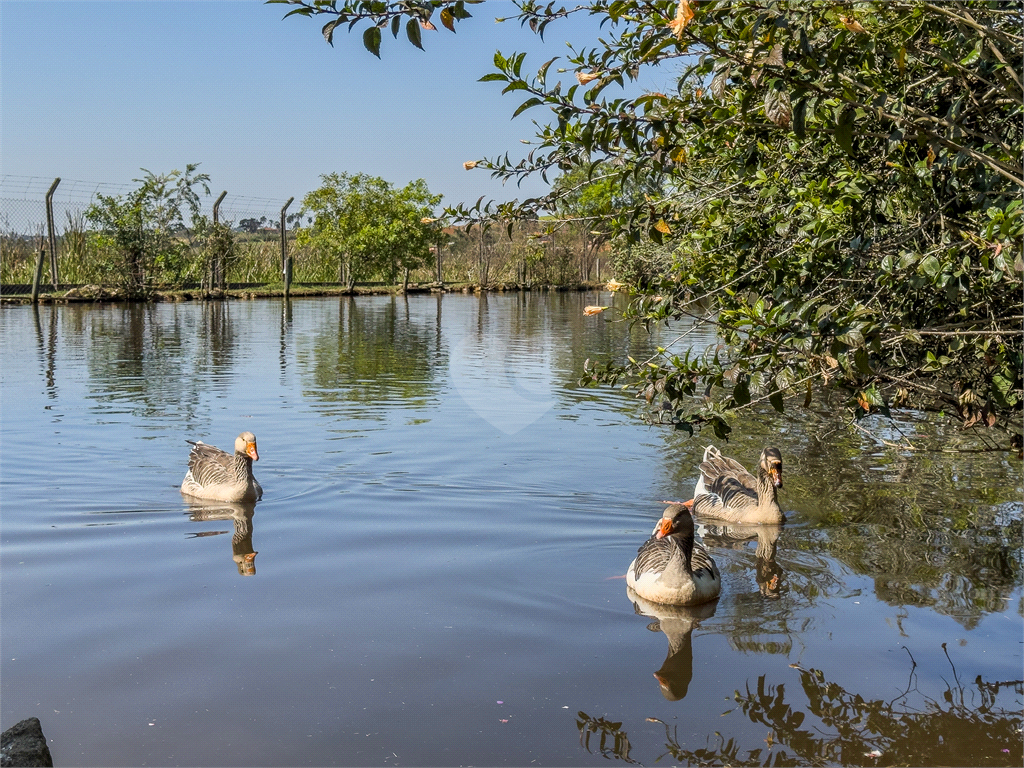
[1,292,1021,767]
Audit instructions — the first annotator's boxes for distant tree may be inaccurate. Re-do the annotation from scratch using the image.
[85,163,210,293]
[296,172,442,291]
[238,218,261,234]
[552,167,615,281]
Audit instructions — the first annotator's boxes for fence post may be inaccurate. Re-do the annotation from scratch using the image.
[284,256,293,297]
[436,238,443,284]
[280,197,294,282]
[31,248,46,304]
[212,191,227,289]
[45,178,60,289]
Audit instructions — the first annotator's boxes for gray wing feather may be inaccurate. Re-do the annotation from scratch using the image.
[631,535,673,580]
[187,441,235,487]
[689,540,717,578]
[699,454,757,493]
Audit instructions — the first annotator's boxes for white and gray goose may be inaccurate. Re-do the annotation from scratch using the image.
[180,431,263,503]
[626,504,721,606]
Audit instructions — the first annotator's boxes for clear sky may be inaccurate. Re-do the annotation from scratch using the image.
[1,1,667,214]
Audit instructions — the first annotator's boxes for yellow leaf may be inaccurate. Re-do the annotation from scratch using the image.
[584,305,608,316]
[654,219,672,234]
[439,8,455,32]
[670,146,688,163]
[575,71,601,85]
[605,279,625,292]
[463,161,478,170]
[667,0,695,39]
[841,16,867,33]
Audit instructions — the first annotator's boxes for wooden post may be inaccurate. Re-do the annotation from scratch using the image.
[212,191,227,289]
[280,197,294,280]
[45,178,60,289]
[31,248,46,304]
[284,256,293,297]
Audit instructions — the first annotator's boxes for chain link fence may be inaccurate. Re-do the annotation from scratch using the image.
[0,175,298,291]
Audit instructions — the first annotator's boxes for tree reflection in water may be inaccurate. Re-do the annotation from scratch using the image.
[577,648,1023,767]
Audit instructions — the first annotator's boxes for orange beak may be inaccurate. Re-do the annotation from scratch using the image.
[769,467,782,488]
[655,517,674,539]
[247,442,259,461]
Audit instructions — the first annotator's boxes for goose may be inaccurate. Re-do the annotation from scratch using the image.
[180,432,262,502]
[626,504,721,606]
[687,446,784,525]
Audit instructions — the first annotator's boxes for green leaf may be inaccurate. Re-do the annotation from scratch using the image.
[362,25,382,58]
[768,391,785,413]
[854,348,873,374]
[835,106,855,156]
[512,97,543,119]
[322,19,341,46]
[792,97,808,140]
[733,378,751,406]
[406,18,424,50]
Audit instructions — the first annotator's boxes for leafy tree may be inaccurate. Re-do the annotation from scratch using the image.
[85,164,211,293]
[238,218,261,234]
[551,167,616,281]
[296,172,442,291]
[274,0,1023,443]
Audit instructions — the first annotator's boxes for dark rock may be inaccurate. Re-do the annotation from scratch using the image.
[0,718,53,767]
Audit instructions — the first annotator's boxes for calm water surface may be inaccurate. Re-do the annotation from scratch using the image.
[1,293,1021,767]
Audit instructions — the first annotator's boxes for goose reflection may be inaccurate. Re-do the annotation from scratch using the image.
[700,522,784,598]
[626,588,717,701]
[184,500,259,576]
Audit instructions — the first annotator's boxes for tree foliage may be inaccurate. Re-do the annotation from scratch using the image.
[85,164,211,294]
[274,0,1023,442]
[296,172,442,290]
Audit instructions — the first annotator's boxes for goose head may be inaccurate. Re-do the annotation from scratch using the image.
[234,432,259,461]
[655,504,696,540]
[759,447,783,488]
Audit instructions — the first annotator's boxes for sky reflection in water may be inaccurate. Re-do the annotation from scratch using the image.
[1,293,1020,767]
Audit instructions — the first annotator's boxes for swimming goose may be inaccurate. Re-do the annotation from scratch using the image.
[689,446,784,525]
[180,432,262,502]
[626,504,721,606]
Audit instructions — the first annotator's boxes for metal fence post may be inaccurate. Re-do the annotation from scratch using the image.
[31,248,46,304]
[45,178,60,289]
[212,190,227,289]
[280,197,293,281]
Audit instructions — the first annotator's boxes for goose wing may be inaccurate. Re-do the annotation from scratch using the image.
[186,441,235,488]
[631,535,673,581]
[688,540,718,579]
[699,453,758,494]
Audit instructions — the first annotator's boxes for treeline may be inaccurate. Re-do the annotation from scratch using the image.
[0,168,609,291]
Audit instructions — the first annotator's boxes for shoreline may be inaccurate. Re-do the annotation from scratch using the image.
[0,281,609,306]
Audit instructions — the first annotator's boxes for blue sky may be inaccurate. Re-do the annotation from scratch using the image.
[1,1,667,213]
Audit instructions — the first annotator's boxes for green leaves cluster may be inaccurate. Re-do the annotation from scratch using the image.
[275,0,1022,440]
[296,172,441,290]
[268,0,479,57]
[85,164,211,294]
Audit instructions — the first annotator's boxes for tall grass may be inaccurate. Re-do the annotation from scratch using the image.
[2,220,608,289]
